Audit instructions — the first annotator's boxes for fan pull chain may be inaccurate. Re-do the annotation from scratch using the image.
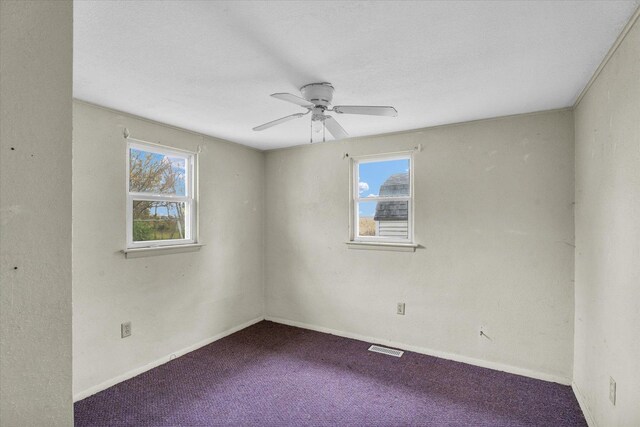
[310,119,313,144]
[323,119,326,143]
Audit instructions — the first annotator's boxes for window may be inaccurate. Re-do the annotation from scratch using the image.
[352,154,413,243]
[126,140,197,248]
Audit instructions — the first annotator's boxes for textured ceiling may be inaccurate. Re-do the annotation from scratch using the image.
[74,1,639,150]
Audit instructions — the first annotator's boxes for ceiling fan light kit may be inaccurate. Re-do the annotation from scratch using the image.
[253,82,398,143]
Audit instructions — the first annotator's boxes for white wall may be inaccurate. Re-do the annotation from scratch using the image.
[573,11,640,427]
[72,101,265,398]
[265,110,575,382]
[0,1,74,425]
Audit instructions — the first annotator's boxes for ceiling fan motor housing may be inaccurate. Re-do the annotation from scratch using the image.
[301,82,334,107]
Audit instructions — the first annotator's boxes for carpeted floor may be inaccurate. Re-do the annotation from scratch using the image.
[75,321,587,426]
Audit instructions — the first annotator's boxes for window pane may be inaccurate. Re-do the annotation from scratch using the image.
[358,200,409,239]
[129,148,186,196]
[358,158,409,198]
[132,201,187,242]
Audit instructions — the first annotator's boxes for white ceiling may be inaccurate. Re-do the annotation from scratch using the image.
[74,1,639,150]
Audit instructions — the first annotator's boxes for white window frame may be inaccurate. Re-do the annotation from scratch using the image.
[350,152,414,244]
[126,139,197,249]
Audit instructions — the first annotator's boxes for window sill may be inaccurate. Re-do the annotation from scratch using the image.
[122,243,204,259]
[345,241,419,252]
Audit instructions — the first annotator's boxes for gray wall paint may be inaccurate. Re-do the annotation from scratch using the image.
[0,1,74,425]
[265,110,576,382]
[72,102,265,397]
[574,14,640,427]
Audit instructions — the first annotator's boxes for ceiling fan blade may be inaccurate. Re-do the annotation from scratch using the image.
[323,116,349,140]
[253,113,306,131]
[271,93,315,108]
[333,105,398,117]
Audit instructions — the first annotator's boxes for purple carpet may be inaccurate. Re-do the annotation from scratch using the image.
[74,321,586,426]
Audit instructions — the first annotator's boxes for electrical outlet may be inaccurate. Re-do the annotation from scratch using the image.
[397,303,405,315]
[121,321,132,338]
[609,377,616,405]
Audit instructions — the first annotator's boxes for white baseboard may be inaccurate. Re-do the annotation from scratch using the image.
[75,315,574,402]
[572,382,597,427]
[265,316,572,386]
[73,316,264,402]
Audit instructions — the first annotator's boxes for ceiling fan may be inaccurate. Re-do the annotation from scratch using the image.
[252,82,398,142]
